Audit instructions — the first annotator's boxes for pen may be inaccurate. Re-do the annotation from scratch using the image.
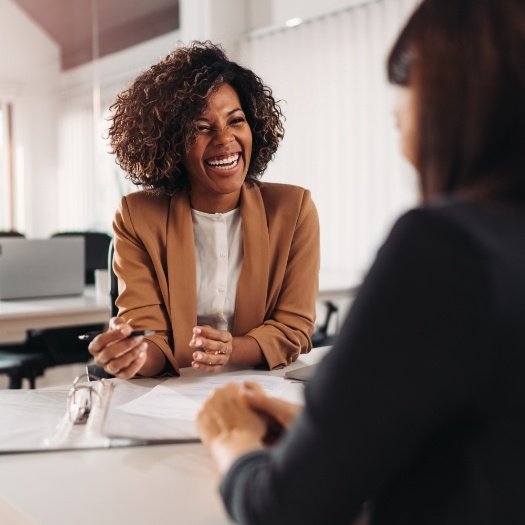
[78,329,155,342]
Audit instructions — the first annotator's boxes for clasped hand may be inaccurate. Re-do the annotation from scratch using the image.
[190,325,233,372]
[197,382,302,474]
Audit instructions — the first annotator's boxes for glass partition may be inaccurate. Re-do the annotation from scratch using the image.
[0,0,180,237]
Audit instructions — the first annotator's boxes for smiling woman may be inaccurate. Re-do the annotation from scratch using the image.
[89,41,320,379]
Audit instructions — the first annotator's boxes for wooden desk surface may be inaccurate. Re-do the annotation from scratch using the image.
[0,287,110,344]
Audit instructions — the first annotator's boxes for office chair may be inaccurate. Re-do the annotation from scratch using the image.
[0,230,51,388]
[311,300,339,348]
[87,239,117,380]
[0,230,24,237]
[108,238,118,318]
[0,351,50,389]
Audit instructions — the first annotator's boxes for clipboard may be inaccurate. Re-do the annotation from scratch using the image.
[0,374,198,456]
[0,369,301,455]
[284,363,318,382]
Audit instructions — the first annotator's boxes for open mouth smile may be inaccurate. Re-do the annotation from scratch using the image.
[205,152,240,170]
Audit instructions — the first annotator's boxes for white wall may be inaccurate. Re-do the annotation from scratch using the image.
[270,0,370,26]
[1,0,255,236]
[241,0,419,278]
[1,0,416,252]
[0,0,60,237]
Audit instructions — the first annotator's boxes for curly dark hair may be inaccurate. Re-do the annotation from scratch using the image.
[108,41,284,194]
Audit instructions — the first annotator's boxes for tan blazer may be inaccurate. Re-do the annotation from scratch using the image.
[112,182,320,372]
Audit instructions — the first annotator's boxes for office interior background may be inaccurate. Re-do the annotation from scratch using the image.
[0,0,419,282]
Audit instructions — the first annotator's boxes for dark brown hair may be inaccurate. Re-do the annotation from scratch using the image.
[387,0,525,201]
[108,41,284,194]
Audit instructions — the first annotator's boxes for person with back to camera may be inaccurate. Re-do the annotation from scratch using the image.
[87,42,320,379]
[196,0,525,523]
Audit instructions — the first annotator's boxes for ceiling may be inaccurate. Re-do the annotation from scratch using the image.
[12,0,180,70]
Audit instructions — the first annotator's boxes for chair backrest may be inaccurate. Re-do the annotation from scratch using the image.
[86,239,118,381]
[108,238,119,317]
[51,231,111,284]
[0,230,24,237]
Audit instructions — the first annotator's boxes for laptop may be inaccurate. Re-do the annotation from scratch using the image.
[284,363,319,382]
[0,237,85,300]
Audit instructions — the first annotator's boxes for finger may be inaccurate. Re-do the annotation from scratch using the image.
[243,381,265,396]
[190,337,231,355]
[88,322,133,355]
[193,325,232,343]
[112,347,148,379]
[244,390,300,427]
[94,335,144,366]
[108,316,127,330]
[192,351,229,368]
[104,342,147,376]
[192,360,225,372]
[196,410,222,443]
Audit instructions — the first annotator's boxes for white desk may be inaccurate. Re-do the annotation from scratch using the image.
[0,287,110,344]
[0,348,329,525]
[0,271,358,345]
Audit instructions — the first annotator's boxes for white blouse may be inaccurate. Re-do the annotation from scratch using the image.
[191,207,243,332]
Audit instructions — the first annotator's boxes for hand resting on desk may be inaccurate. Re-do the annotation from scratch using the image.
[197,382,303,475]
[189,325,233,372]
[243,381,302,431]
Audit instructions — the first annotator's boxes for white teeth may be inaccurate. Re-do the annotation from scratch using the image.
[206,153,240,167]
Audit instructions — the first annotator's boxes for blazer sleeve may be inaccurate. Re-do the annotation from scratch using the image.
[247,190,320,368]
[113,196,178,373]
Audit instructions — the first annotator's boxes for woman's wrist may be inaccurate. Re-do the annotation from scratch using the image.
[210,429,264,475]
[137,341,168,377]
[230,336,264,367]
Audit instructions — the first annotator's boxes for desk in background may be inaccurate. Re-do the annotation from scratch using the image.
[0,347,329,525]
[0,271,358,345]
[0,286,110,345]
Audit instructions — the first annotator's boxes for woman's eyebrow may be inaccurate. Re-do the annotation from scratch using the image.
[196,108,244,120]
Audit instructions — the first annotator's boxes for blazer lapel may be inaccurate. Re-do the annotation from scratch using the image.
[233,184,270,336]
[166,190,197,362]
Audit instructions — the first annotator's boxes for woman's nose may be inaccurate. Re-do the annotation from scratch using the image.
[214,127,235,145]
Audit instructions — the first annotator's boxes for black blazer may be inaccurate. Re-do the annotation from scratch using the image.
[220,196,525,525]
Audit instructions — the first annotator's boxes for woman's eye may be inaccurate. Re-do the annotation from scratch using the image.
[196,125,212,133]
[230,117,246,126]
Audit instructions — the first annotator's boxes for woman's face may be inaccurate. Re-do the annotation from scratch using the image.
[183,83,253,213]
[392,85,418,168]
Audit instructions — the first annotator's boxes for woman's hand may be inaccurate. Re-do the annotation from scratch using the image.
[243,381,303,431]
[87,317,148,379]
[190,325,233,372]
[197,383,266,474]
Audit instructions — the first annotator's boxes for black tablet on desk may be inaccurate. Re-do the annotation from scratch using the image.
[284,363,318,382]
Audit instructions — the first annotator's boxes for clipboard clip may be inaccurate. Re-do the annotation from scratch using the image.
[67,374,104,425]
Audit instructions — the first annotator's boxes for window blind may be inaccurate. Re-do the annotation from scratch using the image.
[240,0,420,277]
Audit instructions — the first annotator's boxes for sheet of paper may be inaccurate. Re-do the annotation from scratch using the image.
[116,386,200,421]
[113,374,292,422]
[0,496,37,525]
